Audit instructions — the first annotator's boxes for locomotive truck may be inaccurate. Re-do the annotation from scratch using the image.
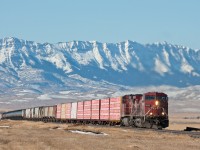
[1,92,169,129]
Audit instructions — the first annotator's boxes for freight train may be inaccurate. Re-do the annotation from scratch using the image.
[1,92,169,129]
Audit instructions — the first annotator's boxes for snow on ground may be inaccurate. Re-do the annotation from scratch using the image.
[69,130,108,136]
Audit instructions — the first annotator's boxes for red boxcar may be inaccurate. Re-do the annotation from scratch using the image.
[65,103,71,119]
[109,97,122,121]
[77,101,84,119]
[100,98,110,120]
[91,100,100,120]
[84,100,92,119]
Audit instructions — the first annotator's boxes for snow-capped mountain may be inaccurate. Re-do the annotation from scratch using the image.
[0,37,200,111]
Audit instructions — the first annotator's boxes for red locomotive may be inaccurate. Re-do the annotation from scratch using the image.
[1,92,169,129]
[122,92,168,129]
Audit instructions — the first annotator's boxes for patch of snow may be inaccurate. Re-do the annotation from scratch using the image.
[131,51,144,71]
[0,49,6,64]
[69,130,108,136]
[181,60,193,74]
[192,72,200,77]
[69,74,92,83]
[0,126,10,128]
[124,40,131,64]
[46,53,72,73]
[162,49,171,66]
[102,43,120,71]
[154,56,170,76]
[116,56,127,71]
[93,43,104,69]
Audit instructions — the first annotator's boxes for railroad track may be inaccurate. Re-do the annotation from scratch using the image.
[84,124,200,138]
[156,129,200,138]
[5,119,200,138]
[125,127,200,138]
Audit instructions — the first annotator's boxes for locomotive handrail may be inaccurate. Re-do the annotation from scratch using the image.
[144,107,154,122]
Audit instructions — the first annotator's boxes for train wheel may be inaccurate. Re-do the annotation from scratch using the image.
[134,118,143,128]
[145,121,153,129]
[122,118,130,127]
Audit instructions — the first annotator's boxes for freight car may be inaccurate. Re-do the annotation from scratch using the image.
[22,105,57,122]
[1,92,169,129]
[1,109,24,120]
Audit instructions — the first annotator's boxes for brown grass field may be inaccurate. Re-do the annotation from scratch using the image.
[0,113,200,150]
[167,113,200,130]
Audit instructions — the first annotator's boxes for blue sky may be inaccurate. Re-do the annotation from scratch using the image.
[0,0,200,49]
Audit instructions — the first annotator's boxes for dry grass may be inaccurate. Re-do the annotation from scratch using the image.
[167,112,200,130]
[0,114,200,150]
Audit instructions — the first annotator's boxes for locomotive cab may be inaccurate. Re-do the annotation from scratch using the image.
[121,92,169,129]
[144,92,169,128]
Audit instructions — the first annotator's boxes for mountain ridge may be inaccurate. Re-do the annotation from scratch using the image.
[1,37,200,86]
[0,37,200,110]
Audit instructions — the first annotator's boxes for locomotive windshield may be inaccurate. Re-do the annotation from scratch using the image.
[156,96,168,101]
[145,96,155,100]
[145,94,168,101]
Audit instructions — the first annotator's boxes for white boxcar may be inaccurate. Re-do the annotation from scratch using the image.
[34,107,39,118]
[30,108,34,118]
[22,109,26,118]
[44,107,49,117]
[39,107,45,118]
[26,108,31,118]
[48,106,56,118]
[71,102,77,119]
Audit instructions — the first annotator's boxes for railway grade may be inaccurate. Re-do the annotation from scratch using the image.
[0,119,199,150]
[157,129,200,138]
[49,121,200,139]
[94,124,200,138]
[1,117,199,139]
[113,126,200,138]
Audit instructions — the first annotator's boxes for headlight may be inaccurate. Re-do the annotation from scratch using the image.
[162,112,165,115]
[155,101,159,106]
[150,112,153,115]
